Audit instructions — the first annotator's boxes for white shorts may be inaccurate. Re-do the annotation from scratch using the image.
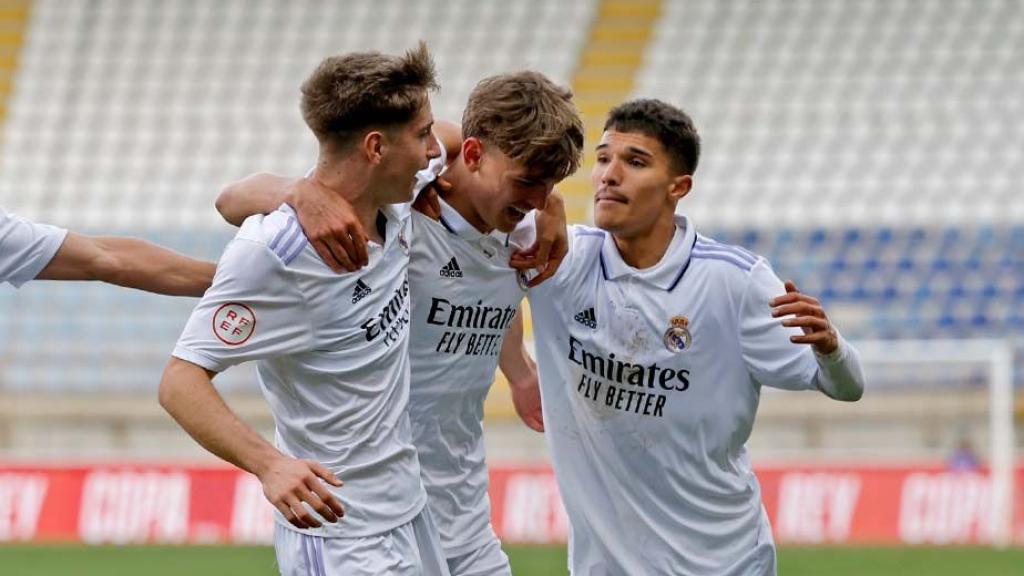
[274,508,450,576]
[446,536,511,576]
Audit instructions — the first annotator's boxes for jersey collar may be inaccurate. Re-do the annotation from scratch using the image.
[438,197,489,242]
[599,214,697,291]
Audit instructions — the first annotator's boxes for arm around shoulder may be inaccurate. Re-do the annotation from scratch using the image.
[215,173,295,227]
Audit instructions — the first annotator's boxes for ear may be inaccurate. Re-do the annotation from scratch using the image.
[668,174,692,203]
[462,137,484,172]
[363,131,385,165]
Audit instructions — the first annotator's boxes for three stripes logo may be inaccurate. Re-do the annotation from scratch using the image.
[351,279,372,304]
[439,257,464,279]
[574,307,597,329]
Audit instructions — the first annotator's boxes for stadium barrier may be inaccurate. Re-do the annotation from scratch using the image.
[0,463,1022,546]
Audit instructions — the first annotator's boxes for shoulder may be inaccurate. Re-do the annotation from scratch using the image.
[690,233,763,275]
[235,205,308,267]
[568,224,607,251]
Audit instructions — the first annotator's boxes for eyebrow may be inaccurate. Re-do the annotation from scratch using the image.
[595,143,655,159]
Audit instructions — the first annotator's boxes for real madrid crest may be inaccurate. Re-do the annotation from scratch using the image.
[516,270,530,291]
[663,315,692,353]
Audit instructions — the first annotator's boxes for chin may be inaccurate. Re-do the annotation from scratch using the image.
[593,207,619,232]
[495,219,518,233]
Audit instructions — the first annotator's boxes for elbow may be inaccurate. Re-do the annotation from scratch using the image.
[158,360,184,413]
[157,373,175,412]
[834,385,864,403]
[214,186,242,226]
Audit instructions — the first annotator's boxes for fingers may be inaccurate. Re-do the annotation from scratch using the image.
[527,252,564,287]
[282,494,321,529]
[297,482,340,524]
[314,240,353,273]
[508,249,538,270]
[333,234,359,270]
[782,316,830,333]
[771,301,824,319]
[306,478,346,520]
[352,230,369,268]
[533,240,553,277]
[790,332,834,346]
[529,414,545,433]
[769,291,819,307]
[308,460,344,487]
[785,279,799,293]
[274,501,310,531]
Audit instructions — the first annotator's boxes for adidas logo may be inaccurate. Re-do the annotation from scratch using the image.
[351,279,372,304]
[574,307,597,329]
[439,257,464,279]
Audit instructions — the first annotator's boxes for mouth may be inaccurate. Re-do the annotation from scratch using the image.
[505,205,529,221]
[594,189,628,206]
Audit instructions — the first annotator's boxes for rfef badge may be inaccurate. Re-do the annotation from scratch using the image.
[663,315,692,352]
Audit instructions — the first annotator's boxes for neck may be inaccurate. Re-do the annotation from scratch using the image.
[437,159,492,234]
[613,213,678,269]
[312,152,384,243]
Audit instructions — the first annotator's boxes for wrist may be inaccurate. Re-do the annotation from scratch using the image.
[249,448,286,479]
[507,370,538,392]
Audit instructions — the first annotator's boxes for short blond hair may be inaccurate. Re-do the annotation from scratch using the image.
[462,71,584,180]
[301,42,438,147]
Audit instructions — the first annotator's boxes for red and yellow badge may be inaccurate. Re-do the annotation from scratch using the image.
[212,303,256,346]
[663,315,692,353]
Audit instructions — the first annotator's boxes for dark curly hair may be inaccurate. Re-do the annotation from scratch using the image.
[603,99,700,175]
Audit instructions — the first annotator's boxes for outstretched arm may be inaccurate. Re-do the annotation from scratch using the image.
[159,358,345,529]
[498,308,544,432]
[35,232,214,297]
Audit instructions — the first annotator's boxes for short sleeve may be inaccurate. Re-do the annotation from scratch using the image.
[172,237,315,373]
[0,210,68,288]
[738,259,818,390]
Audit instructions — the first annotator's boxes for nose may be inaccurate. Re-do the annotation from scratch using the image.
[426,134,442,160]
[594,158,620,187]
[525,184,552,211]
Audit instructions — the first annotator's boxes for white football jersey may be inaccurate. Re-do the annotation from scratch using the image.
[173,203,424,539]
[0,208,67,287]
[528,215,864,575]
[406,198,527,557]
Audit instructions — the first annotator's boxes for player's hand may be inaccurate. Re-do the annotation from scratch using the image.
[509,372,544,433]
[770,280,839,355]
[411,178,448,220]
[509,193,567,288]
[287,177,369,273]
[258,455,345,530]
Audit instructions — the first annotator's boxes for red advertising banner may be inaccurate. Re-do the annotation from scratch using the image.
[1,463,1022,545]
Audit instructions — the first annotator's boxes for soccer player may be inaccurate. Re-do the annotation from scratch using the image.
[159,45,450,575]
[525,99,866,575]
[216,71,584,576]
[1,207,213,295]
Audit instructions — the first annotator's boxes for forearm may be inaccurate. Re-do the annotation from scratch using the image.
[36,232,214,296]
[158,358,282,476]
[215,174,292,226]
[814,332,865,402]
[499,311,536,389]
[93,236,215,296]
